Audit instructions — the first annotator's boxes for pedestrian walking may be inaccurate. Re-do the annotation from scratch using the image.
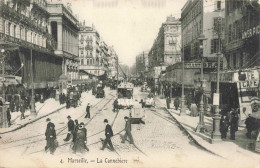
[190,102,198,117]
[66,95,70,109]
[140,99,145,108]
[230,109,239,140]
[100,119,114,151]
[80,122,89,151]
[7,107,11,127]
[174,97,180,110]
[72,123,88,154]
[64,115,75,141]
[85,103,91,118]
[9,96,15,112]
[59,94,62,105]
[45,118,57,154]
[113,99,118,112]
[72,120,79,142]
[14,96,19,112]
[220,115,229,139]
[166,96,171,109]
[40,94,44,103]
[20,99,25,120]
[121,116,134,144]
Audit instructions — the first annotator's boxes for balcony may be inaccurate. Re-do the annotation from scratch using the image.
[0,2,46,33]
[85,45,93,50]
[86,38,93,42]
[0,32,54,54]
[32,0,48,16]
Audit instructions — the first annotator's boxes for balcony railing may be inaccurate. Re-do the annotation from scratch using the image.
[0,32,54,53]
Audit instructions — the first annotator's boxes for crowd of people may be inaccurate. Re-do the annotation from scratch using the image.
[45,114,135,154]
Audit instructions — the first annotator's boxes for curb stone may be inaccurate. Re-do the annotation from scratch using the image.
[163,107,225,158]
[0,105,66,135]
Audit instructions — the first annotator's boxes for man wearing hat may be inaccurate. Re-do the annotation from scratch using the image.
[80,122,89,151]
[100,119,114,151]
[20,99,25,120]
[64,115,75,141]
[121,116,134,144]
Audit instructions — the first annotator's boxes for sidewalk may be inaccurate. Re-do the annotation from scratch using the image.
[156,97,260,162]
[0,98,66,134]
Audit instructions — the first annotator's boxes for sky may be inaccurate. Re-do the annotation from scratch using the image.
[65,0,186,66]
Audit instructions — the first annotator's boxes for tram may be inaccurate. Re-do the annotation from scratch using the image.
[117,82,134,109]
[96,82,105,98]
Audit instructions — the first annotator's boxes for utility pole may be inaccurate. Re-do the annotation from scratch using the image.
[116,55,119,98]
[196,34,207,132]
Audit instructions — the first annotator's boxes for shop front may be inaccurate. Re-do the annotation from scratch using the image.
[210,68,260,121]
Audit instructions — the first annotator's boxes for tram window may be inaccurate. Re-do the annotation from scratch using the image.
[118,89,133,98]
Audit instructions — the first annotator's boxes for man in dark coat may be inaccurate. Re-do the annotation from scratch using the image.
[113,99,118,112]
[64,115,75,141]
[100,119,114,151]
[80,122,89,151]
[59,94,62,105]
[7,107,11,127]
[66,95,70,109]
[14,96,19,112]
[220,115,229,139]
[166,96,171,109]
[85,103,91,118]
[121,116,134,144]
[174,97,180,110]
[230,109,239,140]
[9,96,15,112]
[20,99,25,120]
[45,118,57,154]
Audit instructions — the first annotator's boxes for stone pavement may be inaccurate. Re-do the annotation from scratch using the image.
[156,97,260,164]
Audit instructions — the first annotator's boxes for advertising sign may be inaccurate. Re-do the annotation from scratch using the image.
[237,69,259,120]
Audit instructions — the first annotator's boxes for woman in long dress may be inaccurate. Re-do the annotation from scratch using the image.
[45,121,57,154]
[72,124,88,154]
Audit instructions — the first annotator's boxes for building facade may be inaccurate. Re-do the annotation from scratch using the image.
[136,51,148,78]
[0,0,62,90]
[148,16,181,68]
[47,0,79,81]
[78,22,106,79]
[147,16,182,85]
[181,0,225,61]
[224,0,260,70]
[107,46,117,79]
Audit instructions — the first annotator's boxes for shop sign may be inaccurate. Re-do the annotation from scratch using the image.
[242,24,260,39]
[237,69,260,120]
[184,62,217,69]
[239,80,259,89]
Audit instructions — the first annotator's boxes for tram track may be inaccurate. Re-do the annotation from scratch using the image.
[152,98,223,158]
[25,94,115,155]
[0,92,114,151]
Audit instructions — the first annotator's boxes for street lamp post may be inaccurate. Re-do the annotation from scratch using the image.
[180,32,186,115]
[196,34,207,133]
[210,16,222,143]
[1,49,5,103]
[30,49,36,116]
